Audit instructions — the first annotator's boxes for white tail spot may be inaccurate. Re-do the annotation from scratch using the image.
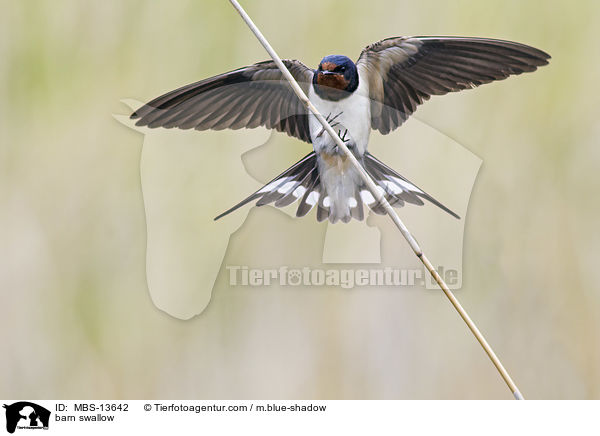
[306,191,320,206]
[381,180,403,194]
[360,190,375,204]
[277,181,297,194]
[391,176,421,193]
[259,177,291,193]
[293,186,306,198]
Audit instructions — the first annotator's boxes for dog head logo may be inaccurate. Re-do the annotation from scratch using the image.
[3,402,50,434]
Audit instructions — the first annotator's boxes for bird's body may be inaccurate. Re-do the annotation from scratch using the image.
[308,76,371,156]
[131,36,550,223]
[308,64,372,222]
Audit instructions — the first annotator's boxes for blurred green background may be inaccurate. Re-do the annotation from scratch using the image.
[1,0,598,399]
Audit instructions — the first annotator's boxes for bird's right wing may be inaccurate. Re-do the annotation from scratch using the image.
[131,60,315,143]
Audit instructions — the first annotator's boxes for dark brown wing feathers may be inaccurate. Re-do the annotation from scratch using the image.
[131,60,314,143]
[357,37,550,134]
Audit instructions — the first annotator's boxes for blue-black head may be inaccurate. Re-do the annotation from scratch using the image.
[313,55,359,101]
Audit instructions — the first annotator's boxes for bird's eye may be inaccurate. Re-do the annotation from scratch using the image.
[340,66,346,72]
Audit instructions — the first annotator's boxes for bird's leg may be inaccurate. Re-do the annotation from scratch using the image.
[333,129,353,155]
[338,128,350,143]
[316,112,343,138]
[327,111,343,125]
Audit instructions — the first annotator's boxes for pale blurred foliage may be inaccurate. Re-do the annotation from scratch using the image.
[1,0,599,399]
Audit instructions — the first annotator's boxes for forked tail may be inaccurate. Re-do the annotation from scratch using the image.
[214,152,459,222]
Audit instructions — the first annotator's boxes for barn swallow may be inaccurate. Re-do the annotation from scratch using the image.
[131,36,549,223]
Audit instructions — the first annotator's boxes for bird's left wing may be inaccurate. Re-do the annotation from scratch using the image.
[131,60,314,143]
[356,36,550,135]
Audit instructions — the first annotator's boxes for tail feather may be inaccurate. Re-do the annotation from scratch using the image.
[214,152,319,220]
[214,151,460,221]
[275,166,316,208]
[351,186,365,221]
[296,170,320,217]
[316,192,330,222]
[363,152,460,219]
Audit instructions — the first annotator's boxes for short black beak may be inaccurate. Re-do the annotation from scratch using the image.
[321,71,336,76]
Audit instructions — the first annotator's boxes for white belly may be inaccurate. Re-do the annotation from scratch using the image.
[308,80,371,156]
[306,80,372,223]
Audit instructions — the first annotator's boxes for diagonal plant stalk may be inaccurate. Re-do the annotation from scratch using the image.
[228,0,524,400]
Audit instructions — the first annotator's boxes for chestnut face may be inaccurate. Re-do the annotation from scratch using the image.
[316,62,351,91]
[313,58,359,101]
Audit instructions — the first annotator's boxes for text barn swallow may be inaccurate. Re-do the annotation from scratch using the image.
[132,36,549,223]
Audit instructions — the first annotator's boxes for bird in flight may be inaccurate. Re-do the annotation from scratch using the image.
[131,36,549,223]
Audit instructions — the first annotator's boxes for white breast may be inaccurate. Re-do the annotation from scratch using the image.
[308,78,371,156]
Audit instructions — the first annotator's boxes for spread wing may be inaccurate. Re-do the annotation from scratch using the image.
[131,60,314,143]
[356,36,550,134]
